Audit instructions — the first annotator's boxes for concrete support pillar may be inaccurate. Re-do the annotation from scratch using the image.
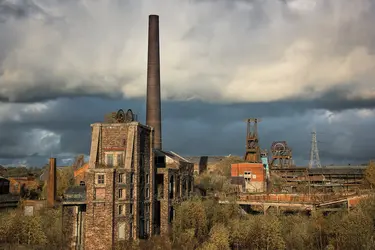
[263,205,270,215]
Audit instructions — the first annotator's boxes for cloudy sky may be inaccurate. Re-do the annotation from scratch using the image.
[1,0,375,167]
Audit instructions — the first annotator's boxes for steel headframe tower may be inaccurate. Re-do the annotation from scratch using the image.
[244,118,261,163]
[269,141,293,169]
[309,129,322,168]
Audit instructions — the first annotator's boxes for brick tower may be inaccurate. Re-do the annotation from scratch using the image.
[83,109,154,249]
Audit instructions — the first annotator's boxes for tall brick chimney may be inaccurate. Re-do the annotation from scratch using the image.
[146,14,162,150]
[47,158,56,208]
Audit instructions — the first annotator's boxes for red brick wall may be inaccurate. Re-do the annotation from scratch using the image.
[231,163,264,179]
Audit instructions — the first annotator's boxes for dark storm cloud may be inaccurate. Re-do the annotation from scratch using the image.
[1,96,375,167]
[0,0,53,23]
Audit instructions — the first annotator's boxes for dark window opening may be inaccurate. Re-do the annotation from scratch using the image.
[169,175,174,199]
[169,206,174,223]
[97,174,105,184]
[118,173,124,183]
[118,189,123,199]
[119,205,124,215]
[145,187,149,198]
[117,154,124,167]
[156,174,164,199]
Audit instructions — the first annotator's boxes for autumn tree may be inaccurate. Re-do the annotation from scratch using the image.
[57,166,74,197]
[365,160,375,188]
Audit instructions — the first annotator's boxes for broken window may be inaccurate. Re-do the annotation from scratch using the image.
[145,188,149,198]
[117,154,124,167]
[118,173,124,183]
[118,205,124,215]
[118,189,124,199]
[145,219,149,235]
[169,207,174,223]
[169,175,174,199]
[130,173,134,183]
[130,188,133,199]
[146,174,149,184]
[129,204,133,214]
[106,154,114,166]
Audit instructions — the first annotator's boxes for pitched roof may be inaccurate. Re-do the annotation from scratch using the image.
[184,156,227,165]
[154,150,191,163]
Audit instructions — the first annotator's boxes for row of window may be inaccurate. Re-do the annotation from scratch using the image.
[118,220,150,240]
[117,173,149,184]
[118,187,149,199]
[105,152,124,167]
[97,172,149,185]
[118,204,150,216]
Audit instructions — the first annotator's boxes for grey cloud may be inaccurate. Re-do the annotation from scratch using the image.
[0,0,375,106]
[0,0,27,22]
[1,97,375,167]
[0,0,53,22]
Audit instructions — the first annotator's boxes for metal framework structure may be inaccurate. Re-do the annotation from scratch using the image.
[244,118,261,163]
[269,141,293,169]
[309,129,322,168]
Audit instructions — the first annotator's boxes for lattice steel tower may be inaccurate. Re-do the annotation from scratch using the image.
[309,129,322,168]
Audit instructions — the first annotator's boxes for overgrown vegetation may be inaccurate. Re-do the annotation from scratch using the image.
[130,196,375,250]
[1,196,375,250]
[365,160,375,188]
[0,208,65,250]
[194,156,242,195]
[2,159,375,249]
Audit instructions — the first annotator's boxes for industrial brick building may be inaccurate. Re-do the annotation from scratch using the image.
[231,163,266,193]
[61,14,194,249]
[62,111,193,249]
[63,112,154,249]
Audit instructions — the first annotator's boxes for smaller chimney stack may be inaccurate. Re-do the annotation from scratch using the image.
[47,158,56,208]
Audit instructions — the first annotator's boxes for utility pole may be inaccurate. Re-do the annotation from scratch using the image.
[309,128,322,168]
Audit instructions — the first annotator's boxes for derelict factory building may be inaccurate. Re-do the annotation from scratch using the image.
[62,15,194,250]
